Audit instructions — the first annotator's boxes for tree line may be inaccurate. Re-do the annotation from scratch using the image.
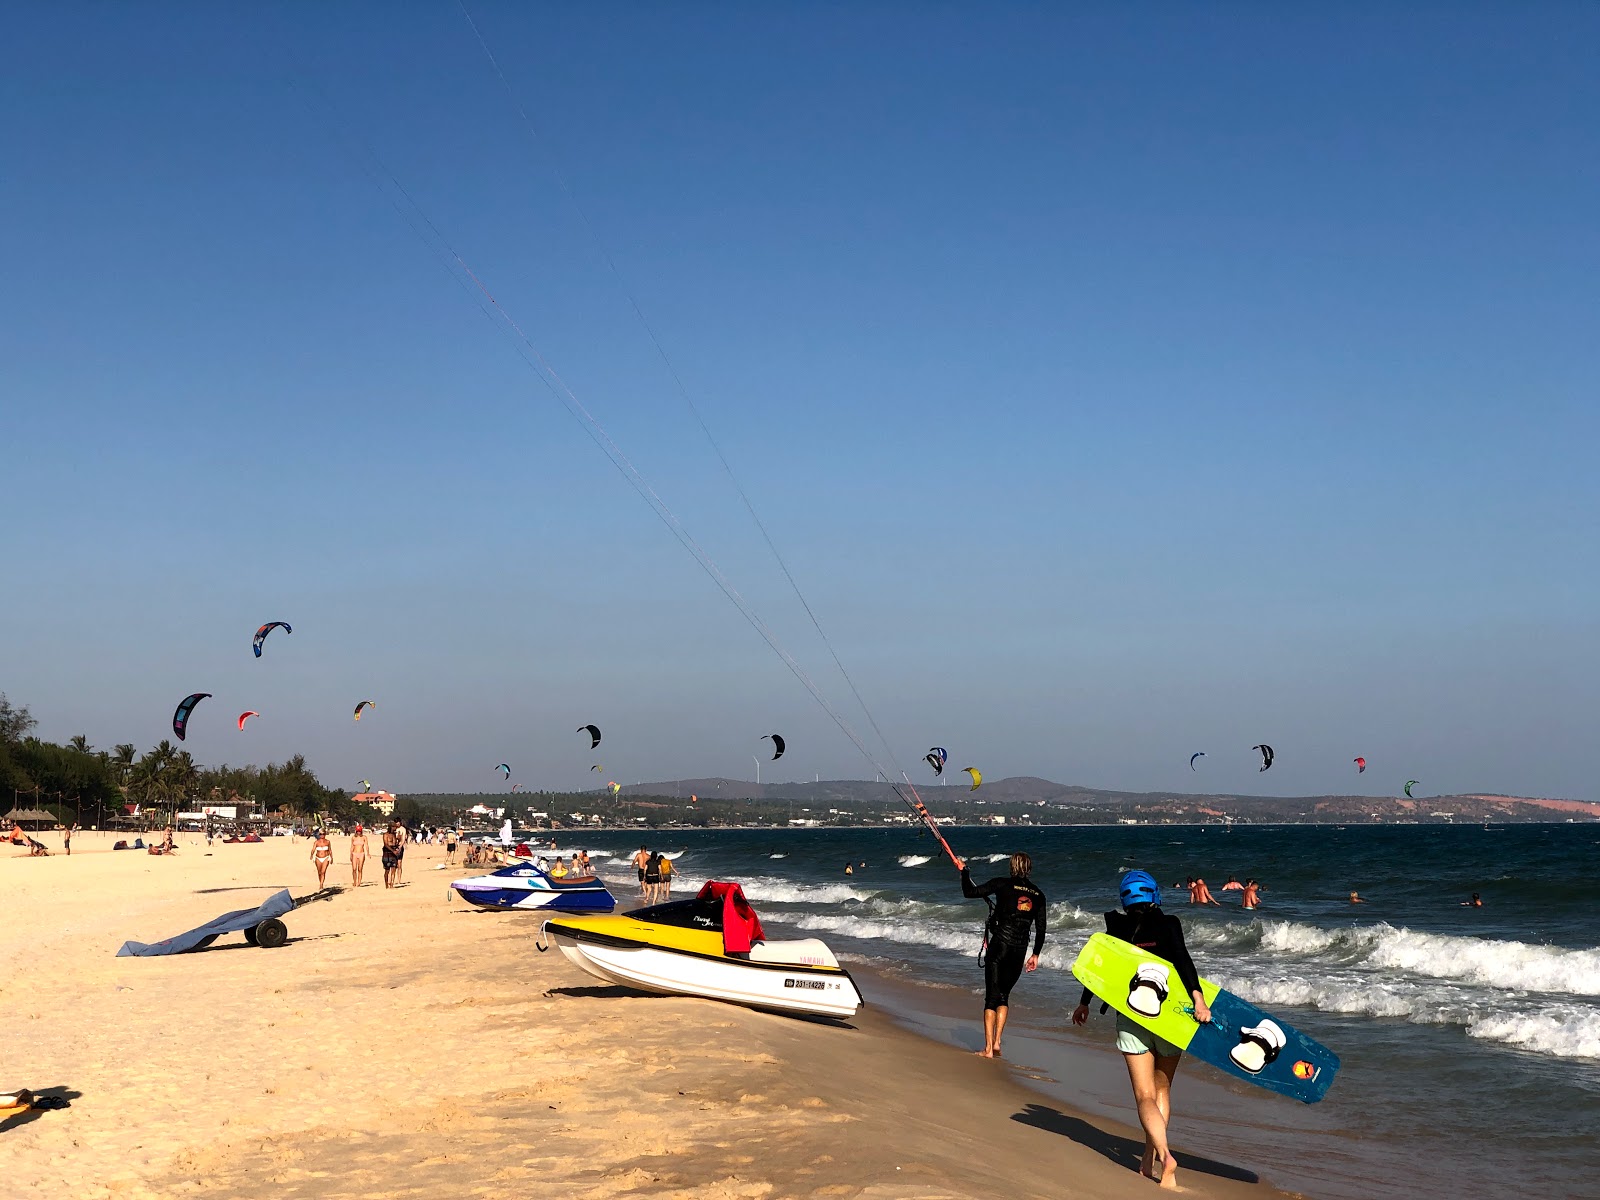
[0,692,368,828]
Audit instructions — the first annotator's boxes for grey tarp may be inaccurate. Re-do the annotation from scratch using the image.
[116,889,294,957]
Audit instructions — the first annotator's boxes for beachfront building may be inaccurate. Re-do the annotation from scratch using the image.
[355,791,396,816]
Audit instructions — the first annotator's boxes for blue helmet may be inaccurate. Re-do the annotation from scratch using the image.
[1120,869,1161,908]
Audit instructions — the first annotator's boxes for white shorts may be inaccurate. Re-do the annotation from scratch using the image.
[1115,1012,1182,1058]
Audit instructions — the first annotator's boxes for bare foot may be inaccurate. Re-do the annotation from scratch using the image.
[1157,1150,1179,1190]
[975,1048,996,1058]
[1139,1145,1157,1179]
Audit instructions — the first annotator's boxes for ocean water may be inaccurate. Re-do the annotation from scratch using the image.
[562,824,1600,1199]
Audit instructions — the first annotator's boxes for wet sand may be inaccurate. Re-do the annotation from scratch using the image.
[0,832,1294,1198]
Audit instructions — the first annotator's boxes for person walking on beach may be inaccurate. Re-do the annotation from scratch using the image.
[445,827,458,865]
[631,845,650,898]
[1072,870,1210,1191]
[953,852,1046,1060]
[63,825,72,856]
[643,850,664,904]
[350,823,368,887]
[659,852,674,898]
[310,830,333,888]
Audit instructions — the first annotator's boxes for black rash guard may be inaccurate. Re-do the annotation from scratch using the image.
[962,867,1047,1011]
[961,867,1047,955]
[1077,906,1202,1008]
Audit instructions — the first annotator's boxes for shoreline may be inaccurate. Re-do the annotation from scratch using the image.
[0,832,1295,1198]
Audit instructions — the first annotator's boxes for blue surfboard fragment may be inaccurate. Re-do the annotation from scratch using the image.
[116,889,295,957]
[1183,990,1340,1103]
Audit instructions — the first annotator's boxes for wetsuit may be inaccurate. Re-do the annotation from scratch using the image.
[1077,906,1202,1010]
[961,867,1047,1011]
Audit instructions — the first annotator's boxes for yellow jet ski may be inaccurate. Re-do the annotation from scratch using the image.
[539,880,861,1020]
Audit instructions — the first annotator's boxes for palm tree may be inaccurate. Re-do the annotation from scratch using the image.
[68,734,93,754]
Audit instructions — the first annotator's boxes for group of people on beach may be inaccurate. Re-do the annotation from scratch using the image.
[954,854,1207,1191]
[630,845,675,903]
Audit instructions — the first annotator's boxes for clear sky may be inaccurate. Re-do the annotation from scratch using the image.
[3,3,1597,800]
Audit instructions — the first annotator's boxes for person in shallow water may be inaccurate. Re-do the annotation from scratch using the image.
[1461,892,1483,907]
[953,852,1046,1059]
[1073,869,1211,1191]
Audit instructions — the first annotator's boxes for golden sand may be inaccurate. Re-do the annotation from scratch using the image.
[0,832,1285,1198]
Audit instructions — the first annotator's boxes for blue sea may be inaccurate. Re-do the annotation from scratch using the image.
[563,823,1599,1200]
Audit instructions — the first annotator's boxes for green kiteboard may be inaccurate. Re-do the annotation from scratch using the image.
[1072,932,1339,1103]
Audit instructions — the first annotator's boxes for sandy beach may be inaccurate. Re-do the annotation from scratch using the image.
[0,832,1294,1199]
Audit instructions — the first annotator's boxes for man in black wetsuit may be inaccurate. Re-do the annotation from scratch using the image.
[955,852,1046,1058]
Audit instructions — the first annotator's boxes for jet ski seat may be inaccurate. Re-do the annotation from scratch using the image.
[748,938,841,969]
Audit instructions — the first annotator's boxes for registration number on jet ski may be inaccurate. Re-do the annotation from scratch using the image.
[784,978,827,990]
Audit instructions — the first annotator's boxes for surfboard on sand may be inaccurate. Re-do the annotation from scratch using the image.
[1072,931,1339,1103]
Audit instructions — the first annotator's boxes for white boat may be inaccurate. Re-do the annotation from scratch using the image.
[539,881,861,1020]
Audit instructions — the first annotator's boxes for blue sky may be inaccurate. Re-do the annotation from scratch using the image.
[3,4,1597,800]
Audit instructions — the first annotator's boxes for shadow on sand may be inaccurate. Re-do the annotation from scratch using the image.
[0,1087,81,1133]
[1011,1103,1258,1184]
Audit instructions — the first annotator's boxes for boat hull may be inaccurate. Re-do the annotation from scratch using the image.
[450,865,616,913]
[545,915,861,1019]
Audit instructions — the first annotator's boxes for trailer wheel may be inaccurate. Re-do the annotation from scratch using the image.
[243,925,258,945]
[253,918,288,948]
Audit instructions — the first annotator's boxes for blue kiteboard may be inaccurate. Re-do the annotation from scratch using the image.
[1073,932,1340,1103]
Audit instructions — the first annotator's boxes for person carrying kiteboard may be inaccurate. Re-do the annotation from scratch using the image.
[953,852,1046,1059]
[1072,869,1211,1191]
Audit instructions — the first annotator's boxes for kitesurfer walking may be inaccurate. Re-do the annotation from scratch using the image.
[1072,870,1210,1190]
[953,852,1046,1059]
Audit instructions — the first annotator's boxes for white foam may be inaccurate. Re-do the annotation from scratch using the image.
[898,854,932,867]
[793,912,979,955]
[1467,1007,1600,1060]
[768,853,787,859]
[1363,927,1600,996]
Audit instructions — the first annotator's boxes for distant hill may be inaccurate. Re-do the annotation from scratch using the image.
[624,776,1600,824]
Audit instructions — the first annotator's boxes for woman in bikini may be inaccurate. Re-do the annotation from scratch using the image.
[310,830,333,887]
[350,824,369,887]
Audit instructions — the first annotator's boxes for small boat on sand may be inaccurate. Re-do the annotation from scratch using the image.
[540,881,861,1020]
[451,862,616,912]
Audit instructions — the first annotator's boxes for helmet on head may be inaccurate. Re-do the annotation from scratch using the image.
[1120,869,1161,908]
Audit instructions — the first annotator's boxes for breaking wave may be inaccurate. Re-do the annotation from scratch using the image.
[898,854,932,867]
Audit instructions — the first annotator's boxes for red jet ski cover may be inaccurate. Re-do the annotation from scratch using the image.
[698,881,765,954]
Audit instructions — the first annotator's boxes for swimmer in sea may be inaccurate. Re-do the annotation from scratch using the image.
[954,852,1046,1060]
[1221,875,1244,892]
[1349,890,1365,904]
[1073,870,1210,1190]
[1461,892,1483,907]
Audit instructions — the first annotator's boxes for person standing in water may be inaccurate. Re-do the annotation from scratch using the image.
[1241,878,1261,910]
[1073,870,1210,1191]
[953,852,1046,1059]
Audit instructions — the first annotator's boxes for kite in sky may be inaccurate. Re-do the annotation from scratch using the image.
[354,700,375,720]
[496,763,511,779]
[963,766,982,791]
[925,747,948,776]
[237,711,259,731]
[1405,779,1419,798]
[763,733,786,760]
[578,724,602,749]
[1354,757,1367,773]
[252,621,292,658]
[1190,752,1205,771]
[1253,744,1275,772]
[172,693,211,741]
